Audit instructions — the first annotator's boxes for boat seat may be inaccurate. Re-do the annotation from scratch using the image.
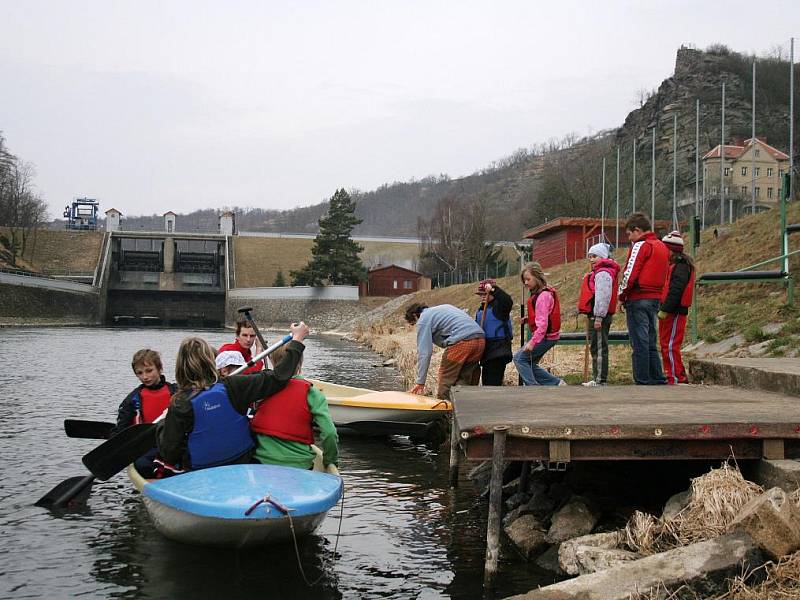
[699,270,788,282]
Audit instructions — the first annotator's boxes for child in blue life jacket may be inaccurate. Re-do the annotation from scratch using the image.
[250,345,339,471]
[113,349,177,477]
[577,244,620,386]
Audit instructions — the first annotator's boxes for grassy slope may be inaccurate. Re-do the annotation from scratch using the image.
[0,228,104,273]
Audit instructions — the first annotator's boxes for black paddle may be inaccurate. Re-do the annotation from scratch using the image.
[35,475,95,509]
[64,419,115,440]
[80,333,294,482]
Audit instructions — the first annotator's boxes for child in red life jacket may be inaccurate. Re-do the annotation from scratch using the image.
[113,349,177,477]
[250,345,339,471]
[512,262,565,386]
[658,231,696,384]
[577,244,620,386]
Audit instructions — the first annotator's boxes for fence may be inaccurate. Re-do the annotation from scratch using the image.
[431,263,514,289]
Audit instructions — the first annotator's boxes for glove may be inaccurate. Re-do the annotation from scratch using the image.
[657,310,667,320]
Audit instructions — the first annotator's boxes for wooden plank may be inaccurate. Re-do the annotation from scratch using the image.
[549,440,571,463]
[763,439,785,460]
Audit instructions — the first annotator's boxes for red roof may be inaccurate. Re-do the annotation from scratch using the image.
[368,264,423,277]
[703,138,789,161]
[163,211,177,216]
[523,217,674,239]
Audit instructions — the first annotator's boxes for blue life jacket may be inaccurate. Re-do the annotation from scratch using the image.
[187,383,253,470]
[475,304,513,342]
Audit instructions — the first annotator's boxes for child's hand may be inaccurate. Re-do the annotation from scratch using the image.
[593,317,602,330]
[290,321,310,342]
[657,311,667,320]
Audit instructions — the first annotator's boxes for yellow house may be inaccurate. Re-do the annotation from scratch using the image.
[702,137,789,212]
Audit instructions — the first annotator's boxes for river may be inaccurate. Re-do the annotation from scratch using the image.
[0,327,553,599]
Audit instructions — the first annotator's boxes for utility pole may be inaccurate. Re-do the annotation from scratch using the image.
[752,60,757,214]
[651,127,656,220]
[720,81,726,224]
[632,141,637,212]
[791,37,795,203]
[616,146,620,246]
[673,112,678,230]
[601,157,606,237]
[695,99,700,221]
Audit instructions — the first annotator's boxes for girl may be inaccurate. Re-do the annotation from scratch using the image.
[156,322,309,471]
[474,279,514,386]
[658,232,695,384]
[512,262,565,386]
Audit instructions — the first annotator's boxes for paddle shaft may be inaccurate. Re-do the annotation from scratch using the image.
[230,334,292,376]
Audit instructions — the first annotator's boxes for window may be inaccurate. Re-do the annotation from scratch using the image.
[755,187,760,197]
[768,168,773,177]
[393,280,398,289]
[754,167,760,177]
[167,221,173,233]
[768,187,774,199]
[741,186,748,196]
[754,149,760,157]
[403,280,413,289]
[780,169,785,177]
[723,167,730,177]
[741,167,747,176]
[724,186,730,194]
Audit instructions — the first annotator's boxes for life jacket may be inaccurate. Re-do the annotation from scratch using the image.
[526,286,561,335]
[618,232,670,300]
[660,258,696,308]
[133,381,177,425]
[186,383,254,470]
[475,303,513,342]
[577,259,620,315]
[250,379,314,445]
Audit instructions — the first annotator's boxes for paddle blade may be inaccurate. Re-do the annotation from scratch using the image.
[64,419,115,440]
[82,423,156,481]
[36,474,95,509]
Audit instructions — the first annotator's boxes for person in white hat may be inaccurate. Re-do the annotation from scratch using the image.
[577,243,620,386]
[658,231,696,384]
[215,350,246,378]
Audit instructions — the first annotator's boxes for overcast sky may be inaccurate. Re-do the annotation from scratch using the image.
[1,1,798,219]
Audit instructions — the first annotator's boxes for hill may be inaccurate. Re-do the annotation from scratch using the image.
[349,204,800,390]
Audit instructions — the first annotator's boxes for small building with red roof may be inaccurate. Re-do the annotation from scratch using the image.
[359,264,431,297]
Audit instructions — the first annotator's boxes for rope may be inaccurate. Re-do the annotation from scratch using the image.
[287,482,347,587]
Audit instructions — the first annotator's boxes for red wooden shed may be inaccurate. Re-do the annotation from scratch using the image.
[360,264,431,297]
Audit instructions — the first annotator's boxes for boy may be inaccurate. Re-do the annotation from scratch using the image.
[250,345,339,470]
[114,349,176,476]
[577,244,620,386]
[218,319,264,373]
[215,350,246,378]
[617,213,669,385]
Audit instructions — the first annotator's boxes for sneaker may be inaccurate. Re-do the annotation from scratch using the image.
[581,380,599,387]
[558,379,568,386]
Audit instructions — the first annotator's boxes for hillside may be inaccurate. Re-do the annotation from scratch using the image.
[350,206,800,390]
[0,228,104,274]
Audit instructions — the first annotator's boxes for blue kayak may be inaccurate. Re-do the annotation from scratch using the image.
[130,463,343,548]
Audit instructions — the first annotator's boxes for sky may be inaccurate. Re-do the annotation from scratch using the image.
[1,1,798,219]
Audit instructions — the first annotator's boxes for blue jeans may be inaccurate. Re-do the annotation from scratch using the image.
[513,338,561,385]
[625,299,667,385]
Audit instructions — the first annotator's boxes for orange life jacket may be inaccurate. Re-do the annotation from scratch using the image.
[250,379,314,445]
[526,286,561,335]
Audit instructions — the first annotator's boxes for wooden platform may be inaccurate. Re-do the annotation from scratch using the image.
[451,385,800,462]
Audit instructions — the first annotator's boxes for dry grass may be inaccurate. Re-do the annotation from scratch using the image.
[1,227,104,272]
[625,463,762,555]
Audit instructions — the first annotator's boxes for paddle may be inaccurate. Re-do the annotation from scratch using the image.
[64,419,115,440]
[35,475,95,509]
[81,333,294,482]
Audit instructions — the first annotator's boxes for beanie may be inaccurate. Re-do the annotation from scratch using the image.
[587,243,610,259]
[661,230,684,253]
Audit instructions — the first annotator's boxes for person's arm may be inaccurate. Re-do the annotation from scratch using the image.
[415,315,434,386]
[593,272,613,318]
[224,340,306,413]
[526,291,554,350]
[618,242,650,302]
[308,386,339,467]
[660,263,690,314]
[490,285,514,318]
[156,391,194,465]
[112,388,139,435]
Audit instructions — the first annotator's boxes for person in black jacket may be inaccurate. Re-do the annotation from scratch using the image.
[474,279,514,385]
[658,231,696,384]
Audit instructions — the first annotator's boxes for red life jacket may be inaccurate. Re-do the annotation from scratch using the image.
[660,260,696,308]
[250,379,314,444]
[134,383,175,424]
[218,341,263,373]
[619,232,670,301]
[526,286,561,335]
[577,259,620,315]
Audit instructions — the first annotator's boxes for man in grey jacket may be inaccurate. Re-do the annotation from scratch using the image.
[404,303,485,399]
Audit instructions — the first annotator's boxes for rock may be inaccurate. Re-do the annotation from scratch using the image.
[467,461,494,492]
[746,340,772,357]
[567,546,640,576]
[506,532,762,600]
[505,492,529,511]
[754,459,800,493]
[503,503,536,527]
[729,486,800,560]
[547,481,572,506]
[381,358,397,366]
[526,488,557,519]
[662,490,690,521]
[558,531,624,575]
[535,545,564,575]
[546,496,599,544]
[762,323,784,335]
[504,514,548,559]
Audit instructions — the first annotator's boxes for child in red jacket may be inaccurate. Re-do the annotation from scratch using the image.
[658,231,696,384]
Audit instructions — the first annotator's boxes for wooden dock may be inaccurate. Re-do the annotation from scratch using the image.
[450,383,800,589]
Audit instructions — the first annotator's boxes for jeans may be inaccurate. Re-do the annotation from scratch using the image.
[625,299,667,385]
[513,338,561,386]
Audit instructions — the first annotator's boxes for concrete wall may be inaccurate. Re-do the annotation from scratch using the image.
[107,290,225,327]
[228,286,359,300]
[0,270,99,294]
[224,297,375,330]
[0,282,100,325]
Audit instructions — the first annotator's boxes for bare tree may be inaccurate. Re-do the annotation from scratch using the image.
[0,160,48,266]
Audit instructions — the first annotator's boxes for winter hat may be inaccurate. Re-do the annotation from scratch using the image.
[476,278,496,295]
[662,230,684,253]
[587,243,610,259]
[215,350,246,371]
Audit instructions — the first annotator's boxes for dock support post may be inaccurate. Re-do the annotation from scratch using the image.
[449,414,460,488]
[519,460,530,495]
[484,426,508,590]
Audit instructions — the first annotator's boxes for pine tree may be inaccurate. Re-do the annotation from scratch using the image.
[291,189,367,286]
[273,269,286,287]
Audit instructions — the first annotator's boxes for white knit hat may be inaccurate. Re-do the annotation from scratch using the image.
[215,350,246,370]
[661,230,684,252]
[587,243,610,259]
